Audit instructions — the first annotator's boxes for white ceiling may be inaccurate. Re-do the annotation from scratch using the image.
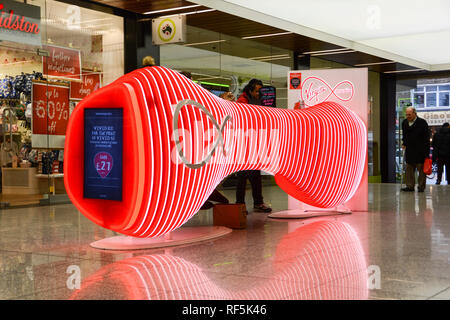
[192,0,450,71]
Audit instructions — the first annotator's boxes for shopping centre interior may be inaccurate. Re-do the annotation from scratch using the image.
[1,0,450,301]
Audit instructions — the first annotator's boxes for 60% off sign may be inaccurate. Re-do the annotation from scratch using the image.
[32,82,70,136]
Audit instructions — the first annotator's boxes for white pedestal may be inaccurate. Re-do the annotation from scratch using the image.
[90,226,232,250]
[268,208,351,219]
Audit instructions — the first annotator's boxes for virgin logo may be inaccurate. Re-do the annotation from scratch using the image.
[0,3,40,34]
[301,77,354,107]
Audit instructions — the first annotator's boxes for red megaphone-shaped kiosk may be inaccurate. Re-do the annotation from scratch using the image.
[64,66,366,238]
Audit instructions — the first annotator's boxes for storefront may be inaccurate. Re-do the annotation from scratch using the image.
[0,0,124,205]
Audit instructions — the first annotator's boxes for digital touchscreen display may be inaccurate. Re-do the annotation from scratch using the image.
[84,108,123,201]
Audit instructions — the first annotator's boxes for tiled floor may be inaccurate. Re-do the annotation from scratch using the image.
[1,183,450,300]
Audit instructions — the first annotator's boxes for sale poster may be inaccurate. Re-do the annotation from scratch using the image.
[32,81,70,148]
[42,45,82,81]
[70,71,101,100]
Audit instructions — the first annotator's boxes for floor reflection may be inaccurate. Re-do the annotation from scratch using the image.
[70,220,368,300]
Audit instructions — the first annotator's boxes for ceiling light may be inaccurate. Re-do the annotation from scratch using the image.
[182,9,216,15]
[184,40,226,47]
[242,31,293,40]
[310,50,355,56]
[257,56,292,62]
[143,4,201,15]
[383,69,424,74]
[354,61,396,67]
[303,48,350,55]
[249,54,290,60]
[158,8,216,18]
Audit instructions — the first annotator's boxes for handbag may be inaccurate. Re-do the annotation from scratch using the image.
[423,157,432,175]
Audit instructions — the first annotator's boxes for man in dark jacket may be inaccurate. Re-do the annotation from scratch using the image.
[401,107,430,192]
[432,122,450,185]
[235,79,272,213]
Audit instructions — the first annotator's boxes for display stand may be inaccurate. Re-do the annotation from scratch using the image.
[268,207,351,219]
[90,226,232,250]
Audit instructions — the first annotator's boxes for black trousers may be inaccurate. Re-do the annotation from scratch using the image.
[437,156,450,183]
[236,170,264,206]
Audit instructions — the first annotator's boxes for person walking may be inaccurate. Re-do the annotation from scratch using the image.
[401,107,430,192]
[432,122,450,185]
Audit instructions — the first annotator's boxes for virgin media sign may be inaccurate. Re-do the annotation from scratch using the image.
[301,77,354,107]
[0,0,41,46]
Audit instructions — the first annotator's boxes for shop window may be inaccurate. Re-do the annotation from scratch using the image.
[426,92,437,107]
[0,0,124,202]
[439,92,449,107]
[414,93,424,107]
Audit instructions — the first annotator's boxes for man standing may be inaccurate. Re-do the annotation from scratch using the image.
[401,107,430,192]
[432,122,450,185]
[235,79,272,213]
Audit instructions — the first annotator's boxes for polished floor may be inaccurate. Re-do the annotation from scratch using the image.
[1,183,450,300]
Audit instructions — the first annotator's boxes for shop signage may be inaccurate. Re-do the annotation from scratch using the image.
[152,15,186,45]
[70,71,102,100]
[418,110,450,126]
[32,81,70,148]
[301,77,354,107]
[0,0,41,46]
[287,68,368,212]
[43,45,82,81]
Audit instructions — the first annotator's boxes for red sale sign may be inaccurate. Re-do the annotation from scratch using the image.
[43,45,82,81]
[32,81,70,148]
[70,71,101,100]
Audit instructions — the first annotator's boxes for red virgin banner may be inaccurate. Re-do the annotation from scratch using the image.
[43,45,82,81]
[32,81,70,148]
[70,71,101,100]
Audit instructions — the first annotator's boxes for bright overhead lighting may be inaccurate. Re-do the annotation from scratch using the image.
[310,50,355,56]
[184,40,226,47]
[158,9,216,18]
[143,4,201,15]
[257,56,292,62]
[383,69,424,74]
[182,9,216,15]
[354,61,396,67]
[242,31,293,40]
[303,48,350,55]
[248,54,290,60]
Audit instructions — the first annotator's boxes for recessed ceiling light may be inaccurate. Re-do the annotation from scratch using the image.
[303,48,350,55]
[383,69,423,73]
[248,54,290,60]
[184,40,226,47]
[354,61,396,67]
[242,31,293,40]
[310,50,355,56]
[143,5,201,15]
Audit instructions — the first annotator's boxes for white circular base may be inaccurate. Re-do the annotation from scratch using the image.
[90,226,232,250]
[268,209,351,219]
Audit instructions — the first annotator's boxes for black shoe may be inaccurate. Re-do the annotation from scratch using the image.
[418,189,425,193]
[200,201,214,210]
[401,187,414,192]
[253,203,272,213]
[208,189,229,204]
